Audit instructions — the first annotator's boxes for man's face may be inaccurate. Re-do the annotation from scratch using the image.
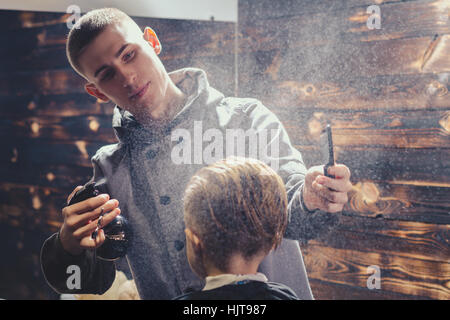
[78,20,169,120]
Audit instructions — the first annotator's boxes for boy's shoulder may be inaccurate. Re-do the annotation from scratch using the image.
[173,280,299,300]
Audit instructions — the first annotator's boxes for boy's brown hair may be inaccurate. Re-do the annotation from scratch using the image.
[183,157,288,272]
[66,7,134,78]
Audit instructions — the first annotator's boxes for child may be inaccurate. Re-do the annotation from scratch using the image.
[174,157,299,300]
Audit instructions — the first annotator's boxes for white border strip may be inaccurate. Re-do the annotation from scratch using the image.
[0,0,238,22]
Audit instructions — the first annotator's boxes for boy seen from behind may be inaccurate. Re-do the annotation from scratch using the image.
[174,157,299,300]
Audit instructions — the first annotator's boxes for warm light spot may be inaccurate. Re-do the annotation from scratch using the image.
[426,80,448,96]
[387,118,402,128]
[30,121,40,136]
[11,148,18,163]
[32,194,42,210]
[46,172,55,182]
[75,141,89,159]
[308,118,323,139]
[303,84,316,97]
[389,180,450,188]
[41,71,70,95]
[19,12,35,28]
[349,181,411,216]
[361,182,379,205]
[313,112,324,119]
[27,101,37,110]
[44,189,51,196]
[439,112,450,133]
[89,118,100,132]
[433,0,449,25]
[348,12,368,24]
[264,51,281,81]
[37,30,46,46]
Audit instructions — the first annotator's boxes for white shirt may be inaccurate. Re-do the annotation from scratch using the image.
[203,272,268,291]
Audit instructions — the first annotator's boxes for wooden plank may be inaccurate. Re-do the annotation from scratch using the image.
[317,215,450,263]
[0,183,67,232]
[0,10,69,30]
[330,127,449,149]
[309,278,431,300]
[0,162,92,189]
[238,35,450,89]
[297,146,450,183]
[289,126,449,149]
[0,138,105,167]
[302,242,450,299]
[240,72,450,112]
[344,181,450,224]
[239,0,450,47]
[239,0,417,22]
[0,92,113,118]
[277,109,450,148]
[0,69,85,96]
[0,115,117,143]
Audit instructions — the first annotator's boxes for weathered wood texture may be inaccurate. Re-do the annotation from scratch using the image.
[238,0,449,299]
[0,9,236,299]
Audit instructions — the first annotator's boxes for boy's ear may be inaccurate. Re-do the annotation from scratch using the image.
[143,27,162,55]
[85,83,110,102]
[185,228,202,248]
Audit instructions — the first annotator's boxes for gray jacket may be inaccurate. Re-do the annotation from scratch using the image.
[41,68,337,300]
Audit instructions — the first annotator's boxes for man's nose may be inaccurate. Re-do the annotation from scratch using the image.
[117,67,136,88]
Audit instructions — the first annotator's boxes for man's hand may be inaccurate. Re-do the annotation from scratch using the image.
[59,185,121,255]
[302,164,353,213]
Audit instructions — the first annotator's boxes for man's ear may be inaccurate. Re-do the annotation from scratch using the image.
[85,83,110,102]
[143,27,162,55]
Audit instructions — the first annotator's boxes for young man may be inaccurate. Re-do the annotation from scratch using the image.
[174,157,298,300]
[40,8,352,300]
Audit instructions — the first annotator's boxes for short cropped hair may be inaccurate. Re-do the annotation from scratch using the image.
[183,157,288,271]
[66,7,134,78]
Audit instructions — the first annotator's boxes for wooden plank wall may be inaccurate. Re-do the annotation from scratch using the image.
[0,9,236,299]
[238,0,449,299]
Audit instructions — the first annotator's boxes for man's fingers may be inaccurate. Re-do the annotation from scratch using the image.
[71,199,119,228]
[312,179,348,205]
[73,207,121,239]
[67,193,110,216]
[316,175,353,193]
[305,165,325,184]
[327,164,351,180]
[80,229,106,249]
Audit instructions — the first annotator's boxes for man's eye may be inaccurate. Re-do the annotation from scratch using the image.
[101,70,114,81]
[123,51,135,61]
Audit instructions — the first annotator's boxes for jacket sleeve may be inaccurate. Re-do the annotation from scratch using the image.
[242,100,339,243]
[40,159,116,295]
